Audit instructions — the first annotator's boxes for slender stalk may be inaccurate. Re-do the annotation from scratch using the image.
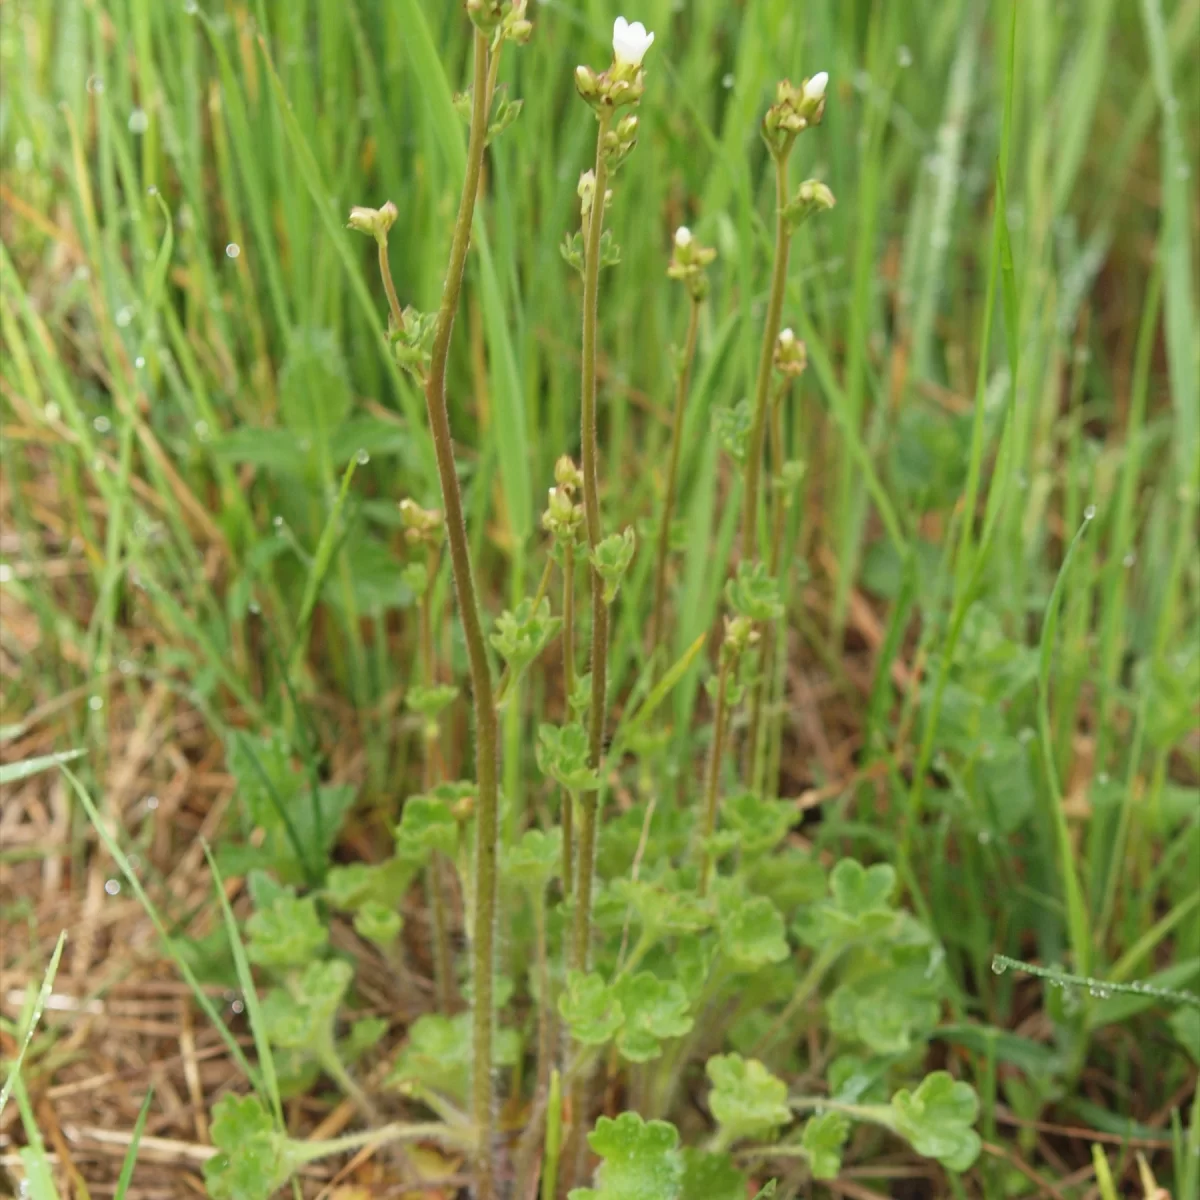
[573,109,612,976]
[745,383,791,789]
[697,648,734,897]
[648,295,701,661]
[512,889,553,1196]
[750,945,840,1057]
[566,111,613,1196]
[420,554,456,1015]
[378,239,404,333]
[561,538,576,895]
[740,157,792,560]
[421,30,499,1198]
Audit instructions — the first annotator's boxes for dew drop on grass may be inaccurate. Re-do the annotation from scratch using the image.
[128,108,149,134]
[721,72,735,89]
[355,448,370,465]
[15,138,33,170]
[1123,551,1135,568]
[977,830,991,845]
[897,45,913,68]
[225,242,241,259]
[183,0,199,13]
[104,879,120,896]
[145,795,159,810]
[119,659,135,675]
[88,694,104,712]
[147,185,158,196]
[991,957,1007,975]
[45,402,61,423]
[86,74,105,95]
[135,355,146,369]
[273,515,284,529]
[0,565,13,585]
[1084,504,1096,521]
[248,599,261,614]
[193,419,210,441]
[230,998,245,1014]
[116,305,135,328]
[93,415,112,433]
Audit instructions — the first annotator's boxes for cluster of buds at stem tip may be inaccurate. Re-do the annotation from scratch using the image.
[667,225,717,301]
[346,201,398,244]
[721,614,758,664]
[773,327,808,378]
[762,71,828,159]
[599,113,640,172]
[575,16,655,113]
[399,499,444,549]
[543,456,585,544]
[467,0,531,42]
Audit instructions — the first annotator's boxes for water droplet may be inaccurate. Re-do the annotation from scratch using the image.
[1177,163,1192,181]
[135,355,146,369]
[0,564,13,585]
[86,75,105,95]
[119,659,135,675]
[225,242,240,259]
[1084,504,1096,521]
[147,185,159,196]
[721,72,735,89]
[183,0,199,13]
[93,415,112,433]
[104,878,120,896]
[1122,551,1135,568]
[355,448,370,465]
[128,108,149,135]
[93,457,106,474]
[977,830,992,845]
[14,137,33,171]
[145,795,159,811]
[897,45,913,68]
[44,402,61,422]
[73,264,91,283]
[116,305,135,328]
[1097,772,1110,785]
[230,999,245,1014]
[991,957,1007,975]
[88,694,104,712]
[273,515,285,529]
[193,419,210,440]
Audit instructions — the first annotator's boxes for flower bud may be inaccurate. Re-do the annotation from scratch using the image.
[346,201,398,241]
[674,226,693,248]
[773,327,808,378]
[574,64,600,101]
[554,455,584,493]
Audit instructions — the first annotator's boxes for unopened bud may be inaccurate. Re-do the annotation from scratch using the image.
[347,201,398,241]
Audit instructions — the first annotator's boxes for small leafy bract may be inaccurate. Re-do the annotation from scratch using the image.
[261,959,353,1050]
[569,1111,683,1200]
[558,970,624,1046]
[725,562,784,623]
[537,722,601,791]
[394,791,458,861]
[203,1094,286,1200]
[324,856,415,912]
[405,683,459,718]
[245,891,327,969]
[722,791,793,856]
[714,399,752,465]
[388,1011,518,1104]
[491,597,562,672]
[353,900,402,947]
[801,1110,849,1179]
[680,1149,745,1200]
[720,895,790,971]
[590,528,637,604]
[614,972,693,1062]
[503,826,563,892]
[890,1071,982,1172]
[706,1054,791,1145]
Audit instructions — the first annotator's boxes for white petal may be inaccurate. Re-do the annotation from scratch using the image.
[675,226,692,247]
[805,71,828,102]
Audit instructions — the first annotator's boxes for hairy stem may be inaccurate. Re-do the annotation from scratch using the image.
[573,110,612,978]
[422,29,498,1198]
[744,383,791,789]
[420,559,457,1015]
[740,155,792,560]
[648,295,701,664]
[378,237,404,333]
[566,111,613,1196]
[562,537,576,895]
[698,648,734,897]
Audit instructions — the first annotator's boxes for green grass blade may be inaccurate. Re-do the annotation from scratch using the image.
[112,1088,154,1200]
[0,931,66,1120]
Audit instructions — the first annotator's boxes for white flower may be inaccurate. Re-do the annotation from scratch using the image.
[612,16,654,68]
[779,327,796,346]
[803,71,828,104]
[674,226,692,248]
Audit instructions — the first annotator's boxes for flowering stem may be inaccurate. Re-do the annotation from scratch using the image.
[561,537,576,895]
[419,556,456,1015]
[422,28,499,1198]
[697,647,734,898]
[744,382,791,789]
[573,109,612,977]
[648,294,701,664]
[741,154,792,561]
